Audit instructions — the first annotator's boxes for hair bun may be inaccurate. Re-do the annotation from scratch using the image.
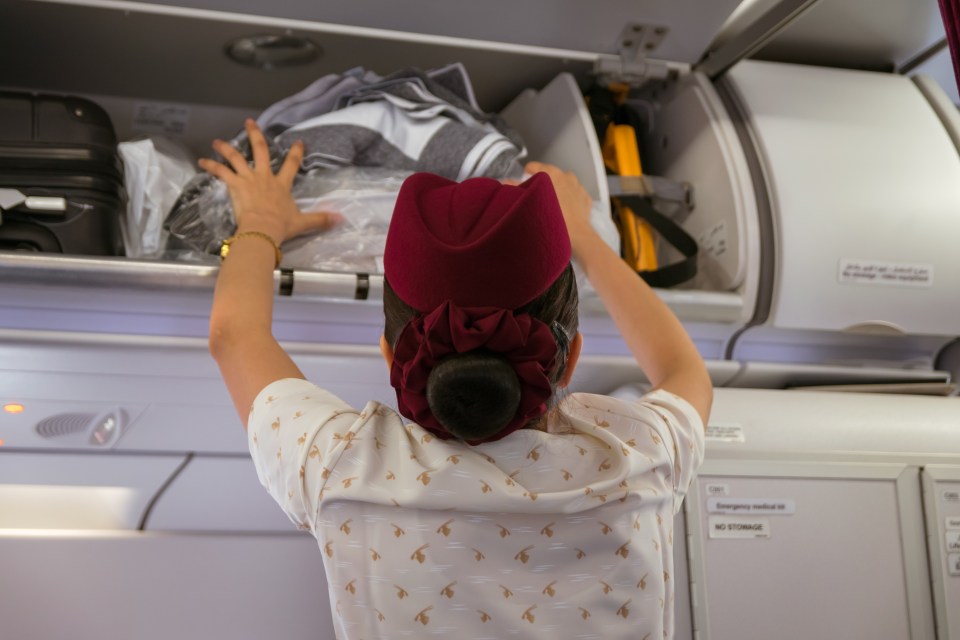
[426,351,521,441]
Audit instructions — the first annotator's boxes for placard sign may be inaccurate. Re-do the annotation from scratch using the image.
[708,516,770,539]
[707,498,795,515]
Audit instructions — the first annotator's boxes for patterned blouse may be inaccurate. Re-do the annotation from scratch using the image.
[248,378,704,639]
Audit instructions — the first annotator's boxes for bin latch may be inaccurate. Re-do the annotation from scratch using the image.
[594,23,672,86]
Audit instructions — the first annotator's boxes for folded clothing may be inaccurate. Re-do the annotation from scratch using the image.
[166,64,525,255]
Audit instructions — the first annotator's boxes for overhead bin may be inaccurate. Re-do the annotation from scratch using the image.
[720,59,960,365]
[0,0,779,362]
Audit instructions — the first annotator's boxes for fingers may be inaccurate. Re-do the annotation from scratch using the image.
[277,141,305,188]
[524,161,561,177]
[292,211,344,237]
[244,118,271,172]
[198,157,238,185]
[212,138,251,176]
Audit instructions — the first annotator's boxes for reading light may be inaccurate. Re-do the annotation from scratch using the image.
[3,403,25,414]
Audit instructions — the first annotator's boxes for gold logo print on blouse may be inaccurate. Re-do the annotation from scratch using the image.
[394,585,409,599]
[479,480,492,493]
[440,582,456,598]
[370,548,381,561]
[599,581,613,595]
[521,605,537,624]
[499,585,513,599]
[339,519,352,534]
[332,432,357,449]
[446,454,461,464]
[410,544,429,564]
[578,608,591,620]
[297,432,307,445]
[391,523,405,537]
[616,542,631,558]
[344,580,357,595]
[526,446,541,461]
[386,470,396,480]
[616,600,632,619]
[561,469,573,480]
[416,471,431,486]
[414,606,433,625]
[271,418,280,430]
[539,522,555,537]
[514,545,534,564]
[542,581,557,597]
[477,610,492,623]
[436,519,454,536]
[472,548,485,561]
[638,573,648,590]
[496,524,510,538]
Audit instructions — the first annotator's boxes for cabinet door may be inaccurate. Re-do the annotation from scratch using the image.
[922,465,960,640]
[685,460,933,640]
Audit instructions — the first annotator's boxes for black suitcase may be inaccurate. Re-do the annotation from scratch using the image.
[0,91,124,255]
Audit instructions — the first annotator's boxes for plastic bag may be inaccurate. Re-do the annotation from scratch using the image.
[117,137,197,258]
[282,168,411,272]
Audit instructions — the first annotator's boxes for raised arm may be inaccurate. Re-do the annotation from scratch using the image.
[204,119,340,425]
[526,162,712,425]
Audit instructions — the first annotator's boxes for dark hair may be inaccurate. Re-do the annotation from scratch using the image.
[384,264,579,441]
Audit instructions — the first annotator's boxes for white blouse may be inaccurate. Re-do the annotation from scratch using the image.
[248,379,704,640]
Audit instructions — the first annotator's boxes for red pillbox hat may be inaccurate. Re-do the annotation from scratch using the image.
[383,172,571,311]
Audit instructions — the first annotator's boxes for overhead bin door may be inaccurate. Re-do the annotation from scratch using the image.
[724,60,960,338]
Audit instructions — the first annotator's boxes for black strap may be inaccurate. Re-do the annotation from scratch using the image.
[614,195,698,288]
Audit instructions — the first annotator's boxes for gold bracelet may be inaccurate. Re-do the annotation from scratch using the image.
[220,231,283,268]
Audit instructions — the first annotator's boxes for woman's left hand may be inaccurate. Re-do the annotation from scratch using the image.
[199,118,341,244]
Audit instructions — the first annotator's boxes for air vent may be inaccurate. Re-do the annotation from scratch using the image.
[34,408,127,447]
[35,412,95,438]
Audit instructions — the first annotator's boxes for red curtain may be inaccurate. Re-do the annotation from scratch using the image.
[941,0,960,93]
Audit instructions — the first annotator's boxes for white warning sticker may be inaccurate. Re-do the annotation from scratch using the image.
[708,516,771,539]
[838,259,933,288]
[947,531,960,553]
[705,424,745,443]
[707,498,795,515]
[705,484,729,498]
[948,553,960,577]
[698,222,728,260]
[132,102,192,137]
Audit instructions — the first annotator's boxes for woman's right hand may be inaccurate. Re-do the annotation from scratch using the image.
[523,162,596,258]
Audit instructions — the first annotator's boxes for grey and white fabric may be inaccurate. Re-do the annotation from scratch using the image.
[166,64,526,256]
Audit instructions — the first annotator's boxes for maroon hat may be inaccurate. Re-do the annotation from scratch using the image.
[383,172,571,311]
